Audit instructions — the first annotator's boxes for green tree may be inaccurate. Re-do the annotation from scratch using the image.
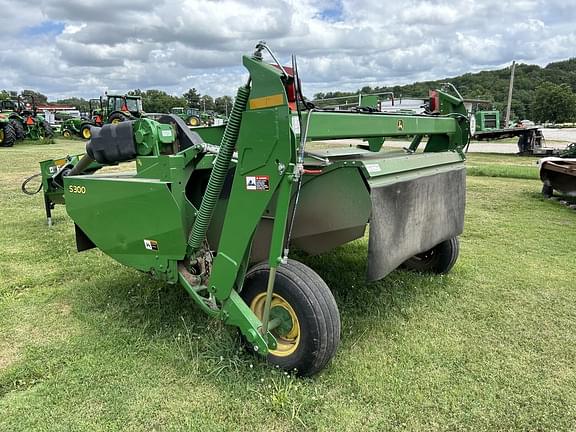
[199,95,215,111]
[531,82,576,123]
[214,96,233,115]
[183,88,201,109]
[129,89,187,113]
[20,90,48,104]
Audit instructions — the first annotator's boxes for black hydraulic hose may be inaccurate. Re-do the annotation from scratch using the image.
[187,84,250,252]
[68,154,94,176]
[21,173,42,195]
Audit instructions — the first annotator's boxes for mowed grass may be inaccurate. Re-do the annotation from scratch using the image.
[1,140,576,431]
[466,153,540,179]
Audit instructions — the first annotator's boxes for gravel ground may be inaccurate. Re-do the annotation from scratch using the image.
[311,128,576,155]
[541,128,576,143]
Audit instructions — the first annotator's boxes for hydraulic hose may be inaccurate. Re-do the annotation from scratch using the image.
[68,154,94,176]
[21,173,42,195]
[187,84,250,252]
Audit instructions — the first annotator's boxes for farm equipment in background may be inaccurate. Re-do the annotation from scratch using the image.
[105,93,145,124]
[170,107,202,126]
[0,113,17,147]
[471,112,555,155]
[61,98,105,139]
[169,107,223,126]
[12,94,54,141]
[473,110,500,132]
[462,91,557,156]
[61,94,144,139]
[0,96,27,142]
[0,94,53,142]
[540,143,576,202]
[33,43,469,376]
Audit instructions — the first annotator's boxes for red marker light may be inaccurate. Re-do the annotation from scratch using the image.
[429,90,440,113]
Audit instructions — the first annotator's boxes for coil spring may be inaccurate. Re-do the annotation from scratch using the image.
[187,85,250,251]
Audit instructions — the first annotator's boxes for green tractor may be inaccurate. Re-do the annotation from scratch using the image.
[104,93,144,124]
[0,113,17,147]
[0,97,26,143]
[62,94,144,139]
[16,95,54,140]
[169,106,203,126]
[61,98,105,140]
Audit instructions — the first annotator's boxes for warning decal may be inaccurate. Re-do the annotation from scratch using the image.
[144,239,159,251]
[246,175,270,191]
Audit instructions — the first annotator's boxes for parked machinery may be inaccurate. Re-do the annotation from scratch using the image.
[0,111,17,147]
[34,44,470,376]
[0,96,26,144]
[105,93,145,124]
[170,107,202,126]
[61,98,105,140]
[12,94,54,141]
[540,143,576,199]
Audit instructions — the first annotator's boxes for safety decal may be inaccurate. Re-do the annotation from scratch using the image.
[246,175,270,191]
[365,163,381,173]
[144,239,159,251]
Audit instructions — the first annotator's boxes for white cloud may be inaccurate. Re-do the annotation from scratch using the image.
[0,0,572,100]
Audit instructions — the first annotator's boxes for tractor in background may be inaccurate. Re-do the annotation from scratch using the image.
[61,98,105,140]
[61,94,143,139]
[105,93,145,124]
[0,96,26,142]
[14,95,54,140]
[0,113,17,147]
[170,106,203,126]
[0,94,53,142]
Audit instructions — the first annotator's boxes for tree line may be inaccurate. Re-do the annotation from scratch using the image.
[313,58,576,124]
[0,88,234,116]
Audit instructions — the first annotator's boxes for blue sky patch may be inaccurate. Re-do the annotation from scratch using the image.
[23,21,65,37]
[317,1,344,22]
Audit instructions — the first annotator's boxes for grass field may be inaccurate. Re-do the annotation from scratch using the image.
[466,153,540,180]
[1,140,576,431]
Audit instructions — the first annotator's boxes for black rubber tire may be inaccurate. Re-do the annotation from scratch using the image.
[0,123,16,147]
[542,184,554,198]
[240,259,340,377]
[10,119,25,140]
[42,121,54,138]
[402,237,460,275]
[108,113,127,124]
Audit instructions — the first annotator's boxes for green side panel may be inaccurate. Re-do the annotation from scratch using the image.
[358,150,465,182]
[475,111,500,131]
[360,95,378,109]
[192,124,225,145]
[303,111,457,140]
[209,105,294,299]
[63,174,187,274]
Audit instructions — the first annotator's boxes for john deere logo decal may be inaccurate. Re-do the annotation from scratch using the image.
[397,119,404,131]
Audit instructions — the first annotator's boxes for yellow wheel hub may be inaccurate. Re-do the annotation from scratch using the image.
[82,128,91,139]
[63,130,71,137]
[111,118,121,124]
[189,117,199,126]
[250,293,300,357]
[0,129,4,143]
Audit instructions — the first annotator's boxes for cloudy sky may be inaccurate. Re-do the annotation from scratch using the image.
[1,0,575,100]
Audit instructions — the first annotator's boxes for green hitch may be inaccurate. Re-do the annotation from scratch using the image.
[187,85,250,252]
